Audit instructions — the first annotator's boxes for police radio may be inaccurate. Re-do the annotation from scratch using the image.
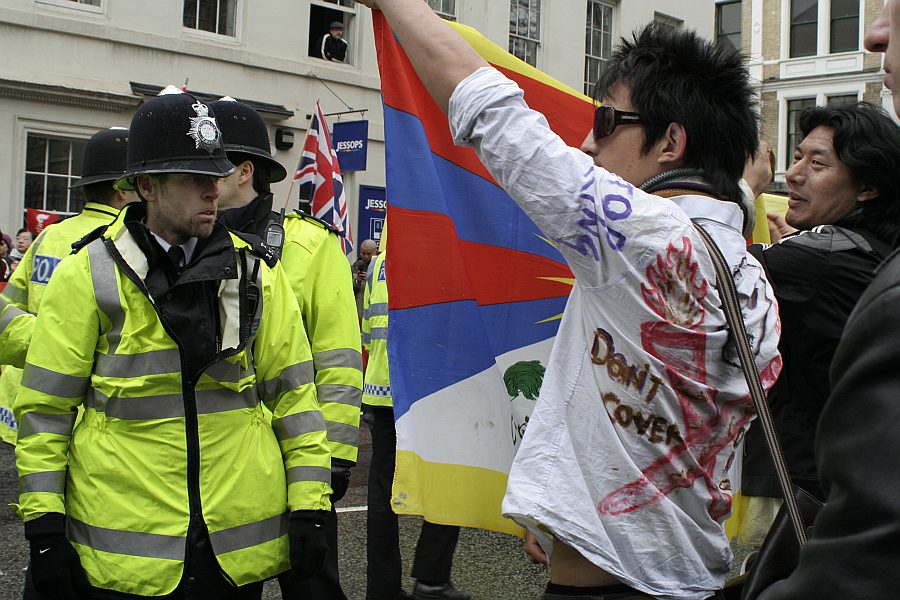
[265,208,286,260]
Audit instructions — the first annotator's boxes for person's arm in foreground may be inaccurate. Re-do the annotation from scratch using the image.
[355,0,486,112]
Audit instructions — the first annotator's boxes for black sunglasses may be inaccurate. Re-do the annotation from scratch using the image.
[593,105,642,141]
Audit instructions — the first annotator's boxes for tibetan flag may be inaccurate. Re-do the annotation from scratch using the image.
[375,13,593,535]
[294,102,354,254]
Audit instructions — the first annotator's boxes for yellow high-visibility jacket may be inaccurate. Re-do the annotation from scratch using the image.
[13,205,331,596]
[362,251,392,408]
[282,212,362,466]
[0,202,121,444]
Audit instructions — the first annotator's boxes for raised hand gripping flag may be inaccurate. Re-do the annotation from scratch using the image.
[295,102,353,254]
[374,13,594,535]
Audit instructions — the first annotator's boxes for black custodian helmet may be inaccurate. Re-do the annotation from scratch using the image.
[208,97,288,183]
[70,127,130,188]
[116,90,235,191]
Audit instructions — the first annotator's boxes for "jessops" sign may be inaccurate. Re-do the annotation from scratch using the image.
[332,120,368,172]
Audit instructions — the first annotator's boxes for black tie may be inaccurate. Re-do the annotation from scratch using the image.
[167,245,185,271]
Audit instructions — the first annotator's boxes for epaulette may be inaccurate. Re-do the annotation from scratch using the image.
[231,230,279,268]
[70,225,108,254]
[291,210,340,235]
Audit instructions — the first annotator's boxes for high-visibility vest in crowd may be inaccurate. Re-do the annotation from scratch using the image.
[0,202,121,444]
[13,205,331,596]
[362,251,392,408]
[282,212,362,465]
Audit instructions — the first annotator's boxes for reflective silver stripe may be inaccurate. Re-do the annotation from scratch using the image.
[68,517,184,560]
[97,351,255,383]
[17,412,77,438]
[1,284,28,306]
[366,302,388,317]
[272,410,326,441]
[95,348,181,379]
[369,327,388,341]
[257,361,314,404]
[208,512,288,555]
[205,359,255,384]
[88,241,124,354]
[326,421,359,446]
[21,364,90,398]
[313,348,362,372]
[29,233,45,258]
[0,300,28,333]
[196,387,258,414]
[19,471,66,494]
[317,384,362,408]
[85,387,257,420]
[361,332,371,346]
[286,465,331,485]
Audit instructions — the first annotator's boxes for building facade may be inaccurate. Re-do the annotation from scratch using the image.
[0,0,713,237]
[717,0,889,190]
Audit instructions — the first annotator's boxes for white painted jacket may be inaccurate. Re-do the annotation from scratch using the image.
[450,67,781,600]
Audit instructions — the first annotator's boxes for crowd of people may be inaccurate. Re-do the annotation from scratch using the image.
[0,227,36,282]
[1,0,900,598]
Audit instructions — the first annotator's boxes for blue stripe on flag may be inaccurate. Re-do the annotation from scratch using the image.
[384,106,566,264]
[389,294,567,418]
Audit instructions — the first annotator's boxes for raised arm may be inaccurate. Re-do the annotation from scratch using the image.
[356,0,488,112]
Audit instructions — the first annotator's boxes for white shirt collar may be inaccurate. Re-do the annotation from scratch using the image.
[150,232,199,266]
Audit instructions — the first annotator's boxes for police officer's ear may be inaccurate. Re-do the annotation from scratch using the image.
[135,174,162,203]
[236,160,255,187]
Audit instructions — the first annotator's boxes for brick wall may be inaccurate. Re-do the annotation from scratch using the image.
[864,0,887,71]
[759,90,780,165]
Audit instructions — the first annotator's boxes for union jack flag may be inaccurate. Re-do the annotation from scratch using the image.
[294,102,353,254]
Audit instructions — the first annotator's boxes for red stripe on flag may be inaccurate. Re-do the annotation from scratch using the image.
[377,16,594,186]
[388,206,573,310]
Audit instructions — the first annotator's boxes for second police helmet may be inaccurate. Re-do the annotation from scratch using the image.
[116,88,235,191]
[208,97,288,183]
[70,127,130,189]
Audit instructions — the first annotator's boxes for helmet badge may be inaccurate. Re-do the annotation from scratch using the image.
[187,101,222,153]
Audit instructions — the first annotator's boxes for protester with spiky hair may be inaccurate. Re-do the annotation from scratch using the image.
[356,2,782,598]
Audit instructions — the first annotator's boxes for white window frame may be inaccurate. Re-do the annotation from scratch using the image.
[426,0,457,21]
[775,83,864,174]
[35,0,103,14]
[182,0,243,42]
[781,0,863,60]
[715,0,743,52]
[13,119,99,226]
[584,0,615,96]
[509,0,542,68]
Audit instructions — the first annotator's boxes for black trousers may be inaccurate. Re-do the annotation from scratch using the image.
[278,503,346,600]
[365,406,460,600]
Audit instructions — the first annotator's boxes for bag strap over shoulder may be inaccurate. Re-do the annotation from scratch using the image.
[691,221,808,546]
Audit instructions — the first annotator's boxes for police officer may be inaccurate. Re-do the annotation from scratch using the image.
[14,91,332,599]
[0,127,135,446]
[212,97,362,600]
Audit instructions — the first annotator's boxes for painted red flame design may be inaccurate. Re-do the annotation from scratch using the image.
[641,236,708,330]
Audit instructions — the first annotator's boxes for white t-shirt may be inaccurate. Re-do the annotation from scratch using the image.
[449,67,782,599]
